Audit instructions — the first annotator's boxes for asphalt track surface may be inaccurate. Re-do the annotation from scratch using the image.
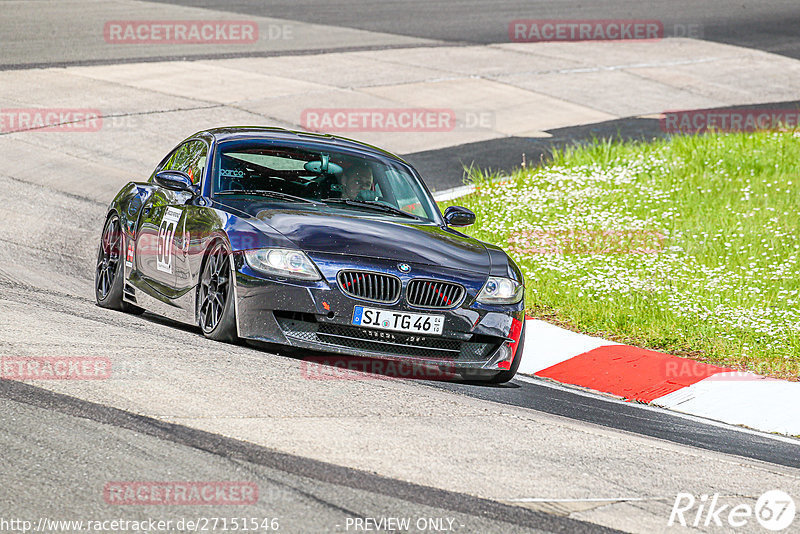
[3,2,800,532]
[0,380,609,534]
[433,378,800,470]
[148,0,800,60]
[5,1,800,65]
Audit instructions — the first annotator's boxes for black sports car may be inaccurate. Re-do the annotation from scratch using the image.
[95,127,525,382]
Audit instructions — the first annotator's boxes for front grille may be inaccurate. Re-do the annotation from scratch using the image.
[338,270,401,303]
[406,279,465,309]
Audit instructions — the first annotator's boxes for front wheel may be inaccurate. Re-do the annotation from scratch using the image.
[95,213,144,314]
[198,241,238,342]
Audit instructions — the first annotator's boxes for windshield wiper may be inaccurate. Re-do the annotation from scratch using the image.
[216,190,323,205]
[321,198,420,219]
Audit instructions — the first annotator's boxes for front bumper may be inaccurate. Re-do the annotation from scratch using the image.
[232,252,524,375]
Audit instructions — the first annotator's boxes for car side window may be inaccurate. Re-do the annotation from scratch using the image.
[149,147,178,182]
[165,140,208,185]
[382,168,427,217]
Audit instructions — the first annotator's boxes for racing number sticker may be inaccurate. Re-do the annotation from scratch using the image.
[156,207,183,274]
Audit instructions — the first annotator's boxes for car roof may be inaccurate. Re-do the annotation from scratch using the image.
[195,126,406,163]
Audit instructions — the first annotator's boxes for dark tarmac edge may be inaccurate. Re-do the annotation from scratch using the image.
[0,42,462,72]
[0,378,621,534]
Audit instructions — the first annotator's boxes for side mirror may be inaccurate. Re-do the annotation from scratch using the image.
[155,170,197,194]
[443,206,476,227]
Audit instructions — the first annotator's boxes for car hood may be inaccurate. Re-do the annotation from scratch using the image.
[219,200,490,273]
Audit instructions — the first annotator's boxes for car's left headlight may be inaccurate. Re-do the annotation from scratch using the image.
[243,248,321,281]
[476,276,524,304]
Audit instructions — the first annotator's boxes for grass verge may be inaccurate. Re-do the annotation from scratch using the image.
[440,132,800,378]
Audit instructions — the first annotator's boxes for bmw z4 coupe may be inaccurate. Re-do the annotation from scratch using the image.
[95,127,525,382]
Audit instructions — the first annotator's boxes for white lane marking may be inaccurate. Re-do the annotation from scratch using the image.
[549,57,722,74]
[506,497,670,503]
[515,375,800,446]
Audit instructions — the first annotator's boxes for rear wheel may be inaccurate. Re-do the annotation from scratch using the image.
[198,241,238,342]
[487,321,525,384]
[95,213,144,314]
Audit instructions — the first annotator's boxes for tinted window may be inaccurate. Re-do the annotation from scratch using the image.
[166,140,208,184]
[213,141,439,222]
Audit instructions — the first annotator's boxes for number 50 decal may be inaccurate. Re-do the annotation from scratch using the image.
[156,207,183,274]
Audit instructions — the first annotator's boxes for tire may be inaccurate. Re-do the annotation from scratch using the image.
[95,213,144,314]
[488,321,526,384]
[198,240,238,342]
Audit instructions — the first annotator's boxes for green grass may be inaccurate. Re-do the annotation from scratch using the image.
[441,132,800,378]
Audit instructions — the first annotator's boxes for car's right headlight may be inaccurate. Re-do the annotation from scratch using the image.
[243,248,321,281]
[476,276,524,304]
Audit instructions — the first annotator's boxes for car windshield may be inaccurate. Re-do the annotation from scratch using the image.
[213,140,438,222]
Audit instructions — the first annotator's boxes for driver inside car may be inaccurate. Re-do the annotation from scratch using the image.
[340,163,378,201]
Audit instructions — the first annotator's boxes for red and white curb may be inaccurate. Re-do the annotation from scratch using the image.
[518,318,800,437]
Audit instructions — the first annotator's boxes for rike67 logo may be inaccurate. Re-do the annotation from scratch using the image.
[668,490,796,531]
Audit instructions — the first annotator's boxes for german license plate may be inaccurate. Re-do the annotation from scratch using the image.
[352,306,444,335]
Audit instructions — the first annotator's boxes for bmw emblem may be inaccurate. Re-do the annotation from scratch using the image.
[398,263,411,273]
